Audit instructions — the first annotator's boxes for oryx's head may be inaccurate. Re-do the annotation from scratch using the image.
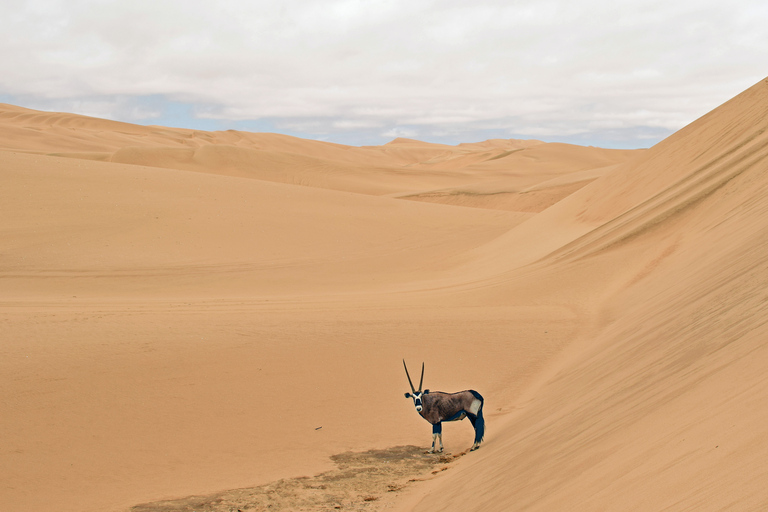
[403,359,430,412]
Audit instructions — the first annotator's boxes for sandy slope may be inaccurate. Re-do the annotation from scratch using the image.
[4,77,768,512]
[400,77,768,511]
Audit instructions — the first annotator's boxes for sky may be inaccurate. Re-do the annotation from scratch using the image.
[1,0,767,148]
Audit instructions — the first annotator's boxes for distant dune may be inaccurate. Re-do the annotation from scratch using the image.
[3,77,768,512]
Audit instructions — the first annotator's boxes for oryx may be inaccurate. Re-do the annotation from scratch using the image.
[403,359,485,453]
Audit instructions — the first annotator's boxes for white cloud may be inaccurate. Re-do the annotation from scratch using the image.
[1,0,767,147]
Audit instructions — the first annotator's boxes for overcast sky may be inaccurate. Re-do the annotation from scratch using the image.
[2,0,766,148]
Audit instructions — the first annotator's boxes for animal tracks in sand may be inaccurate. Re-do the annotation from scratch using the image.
[129,445,464,512]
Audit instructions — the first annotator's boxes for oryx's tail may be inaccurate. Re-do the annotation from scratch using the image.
[468,390,485,444]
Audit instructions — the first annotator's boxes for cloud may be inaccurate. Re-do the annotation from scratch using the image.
[2,0,767,147]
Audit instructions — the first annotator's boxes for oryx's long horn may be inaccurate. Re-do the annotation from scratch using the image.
[418,362,424,392]
[403,359,416,394]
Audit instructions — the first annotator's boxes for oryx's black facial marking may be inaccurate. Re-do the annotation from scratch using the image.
[404,389,430,412]
[403,359,485,452]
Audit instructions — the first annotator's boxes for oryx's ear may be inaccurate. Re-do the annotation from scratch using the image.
[404,392,412,398]
[423,389,430,394]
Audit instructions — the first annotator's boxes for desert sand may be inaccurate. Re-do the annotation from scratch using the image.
[2,76,768,512]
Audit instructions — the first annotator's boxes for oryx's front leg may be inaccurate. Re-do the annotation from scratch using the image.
[430,422,444,453]
[430,433,444,453]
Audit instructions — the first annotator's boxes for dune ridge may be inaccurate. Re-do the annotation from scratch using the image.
[3,78,768,512]
[0,102,637,200]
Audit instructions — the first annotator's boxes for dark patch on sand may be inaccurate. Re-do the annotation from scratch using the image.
[130,445,463,512]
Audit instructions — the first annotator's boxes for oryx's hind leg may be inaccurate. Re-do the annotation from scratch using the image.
[467,413,480,451]
[467,397,485,451]
[430,422,443,453]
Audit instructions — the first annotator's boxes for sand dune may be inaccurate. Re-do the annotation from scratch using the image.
[3,78,768,512]
[400,76,768,511]
[0,103,635,199]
